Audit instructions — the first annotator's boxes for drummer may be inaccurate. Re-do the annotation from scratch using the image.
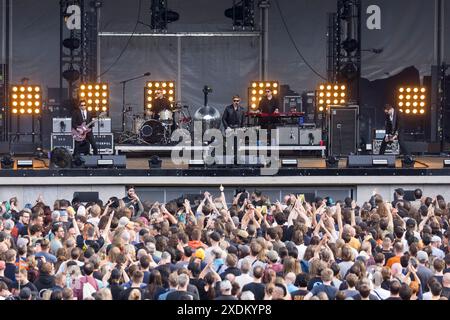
[150,89,171,120]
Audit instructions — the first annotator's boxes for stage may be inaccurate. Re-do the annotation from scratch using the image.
[0,155,449,206]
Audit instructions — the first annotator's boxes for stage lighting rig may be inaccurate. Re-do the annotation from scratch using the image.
[10,84,42,115]
[148,155,162,169]
[1,154,14,169]
[79,83,109,113]
[150,0,179,32]
[316,83,347,111]
[225,0,256,30]
[397,86,426,115]
[325,155,339,168]
[145,81,176,111]
[248,81,279,111]
[402,155,415,168]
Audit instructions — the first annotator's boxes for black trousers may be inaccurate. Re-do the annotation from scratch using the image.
[73,132,98,156]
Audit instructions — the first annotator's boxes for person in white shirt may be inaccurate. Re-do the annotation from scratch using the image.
[234,260,253,289]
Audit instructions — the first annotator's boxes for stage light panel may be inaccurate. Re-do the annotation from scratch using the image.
[315,83,347,110]
[144,81,176,111]
[247,81,279,111]
[397,86,426,114]
[79,83,109,113]
[10,84,42,115]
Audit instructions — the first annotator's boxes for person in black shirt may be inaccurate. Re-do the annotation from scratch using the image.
[222,95,245,130]
[242,266,265,300]
[379,104,407,155]
[72,100,98,156]
[166,274,198,300]
[258,88,279,114]
[151,89,171,120]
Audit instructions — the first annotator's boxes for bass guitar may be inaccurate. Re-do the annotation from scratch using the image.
[72,112,107,142]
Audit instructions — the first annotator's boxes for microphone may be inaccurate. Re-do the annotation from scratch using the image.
[144,72,151,76]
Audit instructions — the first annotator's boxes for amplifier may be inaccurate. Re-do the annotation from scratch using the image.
[299,128,322,145]
[52,118,72,133]
[92,118,112,133]
[283,96,303,113]
[372,139,400,155]
[92,133,114,155]
[51,133,74,153]
[277,126,299,145]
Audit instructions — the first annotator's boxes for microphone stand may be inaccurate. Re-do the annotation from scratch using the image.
[120,72,151,133]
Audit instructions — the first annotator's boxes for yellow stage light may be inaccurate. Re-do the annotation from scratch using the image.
[397,86,426,115]
[316,82,347,109]
[145,81,176,110]
[10,84,42,116]
[79,83,109,113]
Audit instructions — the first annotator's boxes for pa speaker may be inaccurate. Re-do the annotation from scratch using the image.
[82,155,126,169]
[347,155,396,168]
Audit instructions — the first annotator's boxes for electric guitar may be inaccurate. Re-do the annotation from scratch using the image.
[384,133,398,143]
[72,112,107,142]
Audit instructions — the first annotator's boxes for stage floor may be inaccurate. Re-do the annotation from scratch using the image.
[11,156,446,170]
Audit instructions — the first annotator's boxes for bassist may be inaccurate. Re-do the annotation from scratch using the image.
[72,100,98,156]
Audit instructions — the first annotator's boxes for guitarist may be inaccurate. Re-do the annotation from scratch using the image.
[379,104,400,155]
[72,100,98,156]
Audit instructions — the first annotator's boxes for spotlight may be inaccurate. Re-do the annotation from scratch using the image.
[62,37,81,50]
[339,62,358,81]
[402,155,415,168]
[50,147,72,169]
[325,155,339,168]
[342,38,358,53]
[63,67,81,82]
[225,0,256,29]
[1,154,14,169]
[148,155,162,169]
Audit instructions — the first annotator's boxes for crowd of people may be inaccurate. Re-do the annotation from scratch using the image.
[0,186,449,300]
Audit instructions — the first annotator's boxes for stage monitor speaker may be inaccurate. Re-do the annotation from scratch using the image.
[73,192,99,203]
[347,155,396,168]
[82,155,126,169]
[329,106,358,156]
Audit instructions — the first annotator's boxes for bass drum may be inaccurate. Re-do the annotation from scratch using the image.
[139,120,165,144]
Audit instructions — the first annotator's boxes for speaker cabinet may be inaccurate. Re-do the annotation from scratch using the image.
[347,155,396,168]
[329,106,358,156]
[82,155,126,169]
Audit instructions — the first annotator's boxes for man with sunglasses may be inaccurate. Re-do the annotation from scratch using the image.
[258,88,279,114]
[222,95,245,131]
[71,99,98,156]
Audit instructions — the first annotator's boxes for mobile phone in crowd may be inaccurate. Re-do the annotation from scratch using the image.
[297,194,305,203]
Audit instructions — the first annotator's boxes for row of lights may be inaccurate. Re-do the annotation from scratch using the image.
[145,81,175,110]
[248,81,279,110]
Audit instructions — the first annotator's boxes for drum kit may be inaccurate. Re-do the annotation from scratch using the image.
[119,104,193,145]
